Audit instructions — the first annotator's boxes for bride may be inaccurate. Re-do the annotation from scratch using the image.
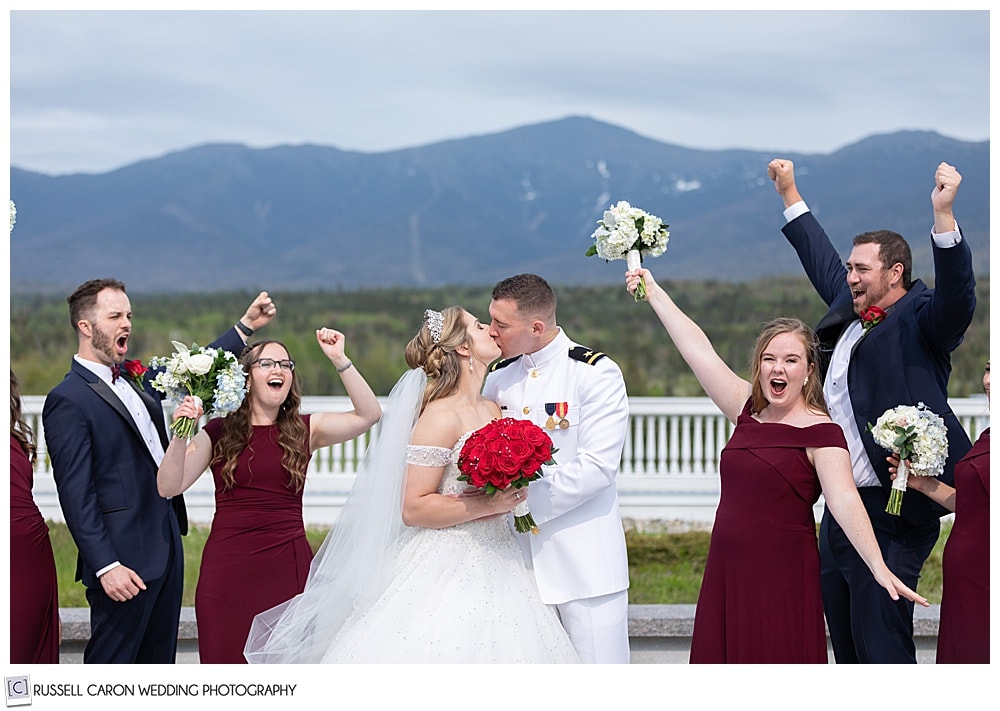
[245,307,578,663]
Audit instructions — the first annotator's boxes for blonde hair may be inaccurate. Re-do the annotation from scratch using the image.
[749,317,827,417]
[404,306,468,413]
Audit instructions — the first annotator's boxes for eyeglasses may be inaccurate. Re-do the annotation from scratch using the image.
[252,358,295,372]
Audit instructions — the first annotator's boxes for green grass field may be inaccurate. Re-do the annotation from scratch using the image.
[47,520,949,608]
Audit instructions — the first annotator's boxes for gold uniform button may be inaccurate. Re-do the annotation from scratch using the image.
[522,406,531,415]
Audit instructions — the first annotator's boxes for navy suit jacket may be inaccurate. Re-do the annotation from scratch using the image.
[783,211,976,528]
[42,329,245,588]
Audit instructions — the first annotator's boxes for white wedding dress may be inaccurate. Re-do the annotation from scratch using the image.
[321,432,579,663]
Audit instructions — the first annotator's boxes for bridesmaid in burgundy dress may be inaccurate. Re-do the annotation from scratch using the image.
[10,369,60,663]
[158,329,381,663]
[893,361,989,663]
[626,268,927,663]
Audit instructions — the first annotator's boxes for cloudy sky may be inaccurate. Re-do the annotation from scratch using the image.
[7,5,991,176]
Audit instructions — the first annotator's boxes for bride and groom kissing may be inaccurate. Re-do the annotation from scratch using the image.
[244,273,631,664]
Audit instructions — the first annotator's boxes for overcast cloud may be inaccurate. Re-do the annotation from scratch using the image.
[8,7,991,175]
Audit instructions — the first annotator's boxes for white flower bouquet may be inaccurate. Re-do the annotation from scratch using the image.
[585,200,669,301]
[867,402,948,515]
[149,341,247,439]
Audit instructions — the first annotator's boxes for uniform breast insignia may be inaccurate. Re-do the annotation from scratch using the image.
[544,403,569,429]
[488,355,522,372]
[568,346,607,365]
[555,402,569,429]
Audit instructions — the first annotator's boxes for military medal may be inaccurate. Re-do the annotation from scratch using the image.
[555,402,569,429]
[544,403,557,430]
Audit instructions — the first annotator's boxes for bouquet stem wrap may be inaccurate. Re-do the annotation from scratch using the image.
[512,498,539,535]
[626,250,646,301]
[886,458,908,516]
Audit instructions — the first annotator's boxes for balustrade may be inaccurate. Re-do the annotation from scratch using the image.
[20,395,988,524]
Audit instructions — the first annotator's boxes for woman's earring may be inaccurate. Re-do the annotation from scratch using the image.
[803,376,809,387]
[469,356,474,372]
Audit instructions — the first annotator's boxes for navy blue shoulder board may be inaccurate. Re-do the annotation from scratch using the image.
[488,355,522,372]
[568,347,607,365]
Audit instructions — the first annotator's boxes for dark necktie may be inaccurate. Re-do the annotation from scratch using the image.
[111,364,121,383]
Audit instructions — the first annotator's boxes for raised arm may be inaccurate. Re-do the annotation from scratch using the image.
[157,396,213,497]
[768,158,804,209]
[768,158,849,308]
[309,328,382,450]
[931,162,961,234]
[814,446,929,606]
[203,291,279,362]
[626,267,750,423]
[921,162,976,352]
[236,291,277,342]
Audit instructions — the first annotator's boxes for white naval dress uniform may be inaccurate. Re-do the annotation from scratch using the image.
[482,328,631,663]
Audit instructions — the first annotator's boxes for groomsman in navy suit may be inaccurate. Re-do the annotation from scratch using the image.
[43,279,276,663]
[768,159,976,663]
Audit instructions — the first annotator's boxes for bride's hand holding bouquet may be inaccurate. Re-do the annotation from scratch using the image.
[457,417,557,534]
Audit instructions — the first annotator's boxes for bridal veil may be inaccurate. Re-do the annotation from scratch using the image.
[244,368,427,663]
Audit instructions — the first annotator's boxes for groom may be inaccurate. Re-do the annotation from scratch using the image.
[483,273,631,663]
[43,279,276,663]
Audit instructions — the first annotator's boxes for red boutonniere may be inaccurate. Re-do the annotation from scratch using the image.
[860,306,886,334]
[122,359,148,389]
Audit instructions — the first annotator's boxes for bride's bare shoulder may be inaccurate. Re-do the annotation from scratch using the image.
[410,401,463,448]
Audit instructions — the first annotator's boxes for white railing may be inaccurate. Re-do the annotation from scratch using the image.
[21,395,989,525]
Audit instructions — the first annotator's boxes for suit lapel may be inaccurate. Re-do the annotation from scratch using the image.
[132,381,170,449]
[73,361,159,463]
[848,281,923,358]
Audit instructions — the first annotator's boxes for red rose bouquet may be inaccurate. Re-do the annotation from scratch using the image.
[457,417,557,534]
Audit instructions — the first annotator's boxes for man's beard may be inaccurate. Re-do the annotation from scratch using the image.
[854,273,892,314]
[90,323,122,364]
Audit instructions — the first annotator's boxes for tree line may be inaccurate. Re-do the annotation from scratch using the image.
[11,276,991,400]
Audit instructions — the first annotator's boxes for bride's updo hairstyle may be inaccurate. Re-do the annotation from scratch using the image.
[405,306,467,413]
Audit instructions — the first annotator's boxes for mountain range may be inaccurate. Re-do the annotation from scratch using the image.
[9,116,990,294]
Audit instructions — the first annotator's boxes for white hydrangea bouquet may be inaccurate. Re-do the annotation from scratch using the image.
[586,200,669,301]
[867,402,948,515]
[149,341,247,439]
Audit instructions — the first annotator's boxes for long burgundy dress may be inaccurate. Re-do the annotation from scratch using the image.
[10,435,60,663]
[690,401,846,663]
[936,427,989,663]
[196,416,314,663]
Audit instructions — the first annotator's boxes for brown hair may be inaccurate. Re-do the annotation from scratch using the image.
[212,340,309,492]
[491,273,557,324]
[853,230,913,289]
[67,278,127,332]
[749,318,828,417]
[10,370,36,465]
[404,306,469,414]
